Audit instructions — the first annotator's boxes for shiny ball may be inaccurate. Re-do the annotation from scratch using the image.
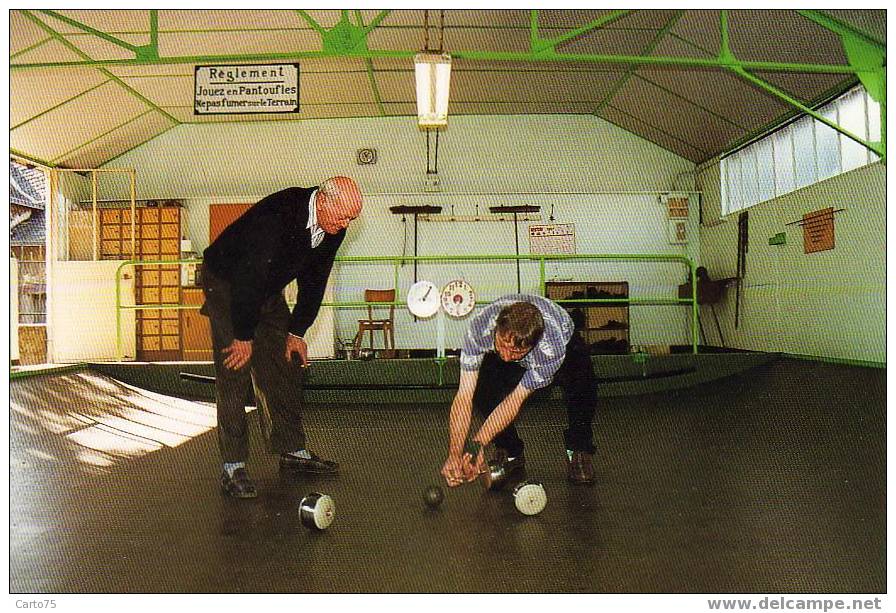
[423,485,444,508]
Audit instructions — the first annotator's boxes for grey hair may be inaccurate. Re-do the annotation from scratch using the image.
[319,177,340,198]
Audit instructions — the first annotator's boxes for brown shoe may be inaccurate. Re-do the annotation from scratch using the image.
[567,451,595,485]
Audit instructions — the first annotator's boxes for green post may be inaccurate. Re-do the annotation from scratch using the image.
[691,259,698,354]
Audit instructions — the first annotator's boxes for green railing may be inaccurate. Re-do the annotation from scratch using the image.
[115,253,698,361]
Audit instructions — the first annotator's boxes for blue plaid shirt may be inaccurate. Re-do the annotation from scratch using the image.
[460,294,573,390]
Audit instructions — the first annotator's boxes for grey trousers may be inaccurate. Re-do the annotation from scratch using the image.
[200,269,306,463]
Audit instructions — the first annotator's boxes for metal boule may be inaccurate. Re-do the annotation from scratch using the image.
[300,492,336,530]
[512,481,547,516]
[482,462,507,491]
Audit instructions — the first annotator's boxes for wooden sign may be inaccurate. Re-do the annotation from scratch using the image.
[802,207,835,254]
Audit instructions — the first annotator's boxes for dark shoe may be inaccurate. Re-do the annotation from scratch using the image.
[279,451,339,474]
[567,451,595,485]
[492,448,526,474]
[221,467,258,498]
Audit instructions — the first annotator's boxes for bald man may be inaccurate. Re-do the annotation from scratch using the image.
[201,177,363,498]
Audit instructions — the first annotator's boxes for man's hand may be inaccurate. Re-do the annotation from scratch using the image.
[285,334,309,367]
[441,455,466,487]
[461,446,487,483]
[222,339,253,370]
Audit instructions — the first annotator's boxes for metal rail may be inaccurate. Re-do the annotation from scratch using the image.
[114,253,698,362]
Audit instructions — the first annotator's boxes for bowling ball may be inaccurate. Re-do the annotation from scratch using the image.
[423,485,444,508]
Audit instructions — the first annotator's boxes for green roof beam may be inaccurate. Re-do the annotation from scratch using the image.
[360,10,391,37]
[19,10,178,124]
[149,10,158,52]
[355,11,387,117]
[797,10,885,51]
[11,49,866,76]
[532,10,631,54]
[295,10,328,36]
[731,66,884,159]
[10,35,55,60]
[39,9,158,60]
[719,10,735,64]
[594,10,685,114]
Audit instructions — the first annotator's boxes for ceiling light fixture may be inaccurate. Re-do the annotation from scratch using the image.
[415,10,451,129]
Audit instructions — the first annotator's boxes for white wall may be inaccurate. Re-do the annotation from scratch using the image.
[109,114,694,198]
[696,162,885,363]
[102,114,697,353]
[49,261,136,363]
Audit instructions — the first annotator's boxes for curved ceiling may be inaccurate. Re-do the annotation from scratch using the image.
[9,9,886,168]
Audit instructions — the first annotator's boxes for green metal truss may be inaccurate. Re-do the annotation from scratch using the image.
[10,9,886,163]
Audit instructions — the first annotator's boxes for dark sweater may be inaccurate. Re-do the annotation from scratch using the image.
[202,187,345,340]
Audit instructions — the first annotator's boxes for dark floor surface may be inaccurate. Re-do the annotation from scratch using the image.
[9,357,885,593]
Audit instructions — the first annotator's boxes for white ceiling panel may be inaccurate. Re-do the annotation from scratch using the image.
[10,37,90,66]
[10,67,111,128]
[611,78,742,153]
[58,112,176,169]
[599,105,709,161]
[669,10,721,59]
[39,10,152,35]
[160,10,309,31]
[119,74,194,108]
[728,10,848,66]
[10,11,54,55]
[11,81,152,163]
[157,30,322,57]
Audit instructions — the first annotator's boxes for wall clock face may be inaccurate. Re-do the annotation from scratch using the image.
[357,148,377,165]
[441,279,476,318]
[406,280,440,318]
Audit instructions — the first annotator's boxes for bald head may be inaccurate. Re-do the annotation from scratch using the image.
[316,176,363,234]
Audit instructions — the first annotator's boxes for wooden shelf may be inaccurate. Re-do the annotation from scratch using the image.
[545,280,629,355]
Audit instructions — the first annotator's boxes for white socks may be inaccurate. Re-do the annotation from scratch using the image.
[225,450,310,475]
[224,462,245,477]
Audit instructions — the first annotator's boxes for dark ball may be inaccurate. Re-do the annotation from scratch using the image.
[423,485,444,508]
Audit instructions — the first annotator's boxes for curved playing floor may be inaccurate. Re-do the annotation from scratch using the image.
[9,357,885,593]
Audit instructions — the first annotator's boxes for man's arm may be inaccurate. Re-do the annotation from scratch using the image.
[448,369,479,456]
[458,383,532,480]
[442,369,479,486]
[471,383,532,448]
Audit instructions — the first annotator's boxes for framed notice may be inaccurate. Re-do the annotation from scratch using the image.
[529,223,576,255]
[195,64,300,115]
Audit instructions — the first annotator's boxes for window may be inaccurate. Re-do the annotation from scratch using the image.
[721,85,881,216]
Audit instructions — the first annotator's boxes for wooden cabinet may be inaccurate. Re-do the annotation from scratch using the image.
[545,281,629,354]
[97,205,182,360]
[181,288,213,361]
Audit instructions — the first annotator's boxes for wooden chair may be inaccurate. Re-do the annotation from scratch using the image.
[352,289,396,358]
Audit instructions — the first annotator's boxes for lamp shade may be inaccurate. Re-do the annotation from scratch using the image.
[415,52,452,128]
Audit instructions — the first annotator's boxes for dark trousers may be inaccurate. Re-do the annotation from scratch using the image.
[200,269,306,463]
[472,332,597,457]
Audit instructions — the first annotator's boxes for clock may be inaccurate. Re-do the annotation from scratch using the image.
[441,279,476,318]
[406,280,440,318]
[357,148,377,165]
